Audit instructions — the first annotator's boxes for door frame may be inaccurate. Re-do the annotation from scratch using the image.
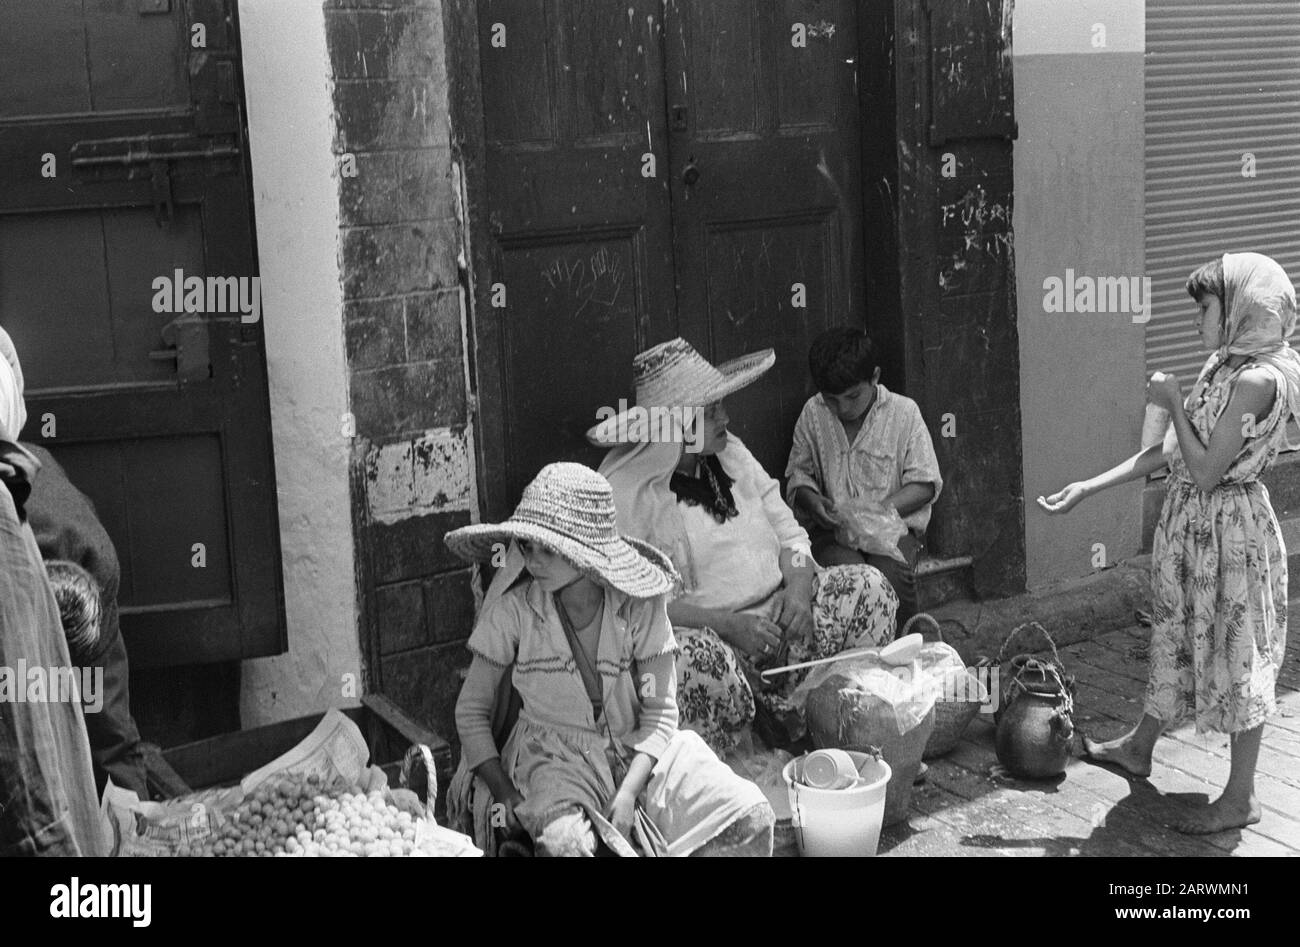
[442,0,907,524]
[0,0,286,667]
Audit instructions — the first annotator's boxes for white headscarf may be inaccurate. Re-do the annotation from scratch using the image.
[0,326,27,442]
[598,425,782,593]
[1187,253,1300,449]
[599,438,698,588]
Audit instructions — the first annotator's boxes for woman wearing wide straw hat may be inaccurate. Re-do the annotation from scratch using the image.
[591,339,899,754]
[446,461,774,856]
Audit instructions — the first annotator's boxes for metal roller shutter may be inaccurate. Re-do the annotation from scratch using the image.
[1145,1,1300,382]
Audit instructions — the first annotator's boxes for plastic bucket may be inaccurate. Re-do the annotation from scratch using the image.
[782,751,891,857]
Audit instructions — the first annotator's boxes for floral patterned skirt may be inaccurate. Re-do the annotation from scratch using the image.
[1145,478,1288,734]
[674,564,899,753]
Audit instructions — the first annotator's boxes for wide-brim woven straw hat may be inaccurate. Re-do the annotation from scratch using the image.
[444,461,679,598]
[586,337,775,447]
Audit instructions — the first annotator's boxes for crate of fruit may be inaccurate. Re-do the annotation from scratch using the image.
[104,703,479,858]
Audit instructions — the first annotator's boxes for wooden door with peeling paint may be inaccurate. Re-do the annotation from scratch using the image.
[472,0,866,512]
[0,0,285,667]
[472,0,679,517]
[663,0,865,477]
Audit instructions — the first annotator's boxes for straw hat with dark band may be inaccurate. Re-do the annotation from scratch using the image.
[444,462,679,599]
[587,337,775,447]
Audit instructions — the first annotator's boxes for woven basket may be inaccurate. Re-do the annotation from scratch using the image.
[903,614,983,760]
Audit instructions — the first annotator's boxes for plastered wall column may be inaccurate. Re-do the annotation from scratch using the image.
[1014,0,1147,589]
[238,0,362,724]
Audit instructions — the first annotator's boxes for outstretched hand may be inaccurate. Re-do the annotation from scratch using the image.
[1036,482,1089,515]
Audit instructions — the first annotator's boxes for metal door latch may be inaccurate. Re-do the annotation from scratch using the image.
[149,313,211,384]
[71,133,241,226]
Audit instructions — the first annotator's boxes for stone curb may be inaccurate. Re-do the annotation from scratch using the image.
[924,555,1153,664]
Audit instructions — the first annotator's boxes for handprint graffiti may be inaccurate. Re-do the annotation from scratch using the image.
[541,245,626,318]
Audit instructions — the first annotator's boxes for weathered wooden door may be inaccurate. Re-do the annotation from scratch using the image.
[472,0,866,509]
[663,0,865,476]
[473,0,679,516]
[0,0,284,667]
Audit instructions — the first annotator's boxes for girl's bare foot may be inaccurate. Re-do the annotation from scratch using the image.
[1082,733,1153,778]
[1169,795,1261,835]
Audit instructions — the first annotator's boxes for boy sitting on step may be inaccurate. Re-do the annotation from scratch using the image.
[785,327,943,629]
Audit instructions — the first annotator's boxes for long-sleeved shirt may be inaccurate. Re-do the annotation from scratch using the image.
[785,384,944,533]
[1,440,107,856]
[455,574,678,771]
[671,436,812,613]
[24,444,148,798]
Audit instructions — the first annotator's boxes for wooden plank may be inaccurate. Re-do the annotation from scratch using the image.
[1270,692,1300,737]
[881,808,1018,857]
[1064,635,1149,685]
[920,754,1152,857]
[1070,655,1300,793]
[939,729,1228,858]
[1096,617,1300,711]
[361,693,451,753]
[1070,677,1300,852]
[966,687,1296,855]
[162,710,341,789]
[997,637,1300,854]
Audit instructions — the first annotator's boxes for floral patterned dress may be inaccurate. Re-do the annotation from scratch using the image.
[676,566,898,753]
[1147,354,1290,734]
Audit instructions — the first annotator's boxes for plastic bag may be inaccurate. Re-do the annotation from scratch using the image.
[725,744,795,820]
[790,642,968,738]
[832,498,908,563]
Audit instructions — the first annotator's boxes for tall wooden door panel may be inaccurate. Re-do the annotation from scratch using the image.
[0,0,284,667]
[474,0,678,516]
[665,0,865,477]
[473,1,867,507]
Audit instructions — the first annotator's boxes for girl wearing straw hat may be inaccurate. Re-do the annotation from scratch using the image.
[446,462,774,856]
[591,339,899,753]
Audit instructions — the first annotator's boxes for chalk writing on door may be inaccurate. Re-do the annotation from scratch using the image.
[939,186,1013,290]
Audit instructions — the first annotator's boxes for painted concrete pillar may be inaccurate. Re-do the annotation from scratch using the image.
[1013,0,1147,589]
[237,0,362,725]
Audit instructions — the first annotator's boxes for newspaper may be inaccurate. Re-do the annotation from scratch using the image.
[103,709,480,857]
[239,707,375,794]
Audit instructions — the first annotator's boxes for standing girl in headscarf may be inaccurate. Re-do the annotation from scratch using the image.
[1039,252,1297,834]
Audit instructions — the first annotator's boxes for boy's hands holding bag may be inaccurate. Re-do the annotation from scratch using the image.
[832,498,910,563]
[800,488,839,530]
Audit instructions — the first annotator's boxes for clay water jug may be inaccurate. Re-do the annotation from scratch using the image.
[982,623,1077,779]
[995,657,1075,779]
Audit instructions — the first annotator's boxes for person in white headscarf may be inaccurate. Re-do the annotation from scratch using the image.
[0,326,26,442]
[1,326,108,856]
[593,339,899,754]
[1039,252,1297,835]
